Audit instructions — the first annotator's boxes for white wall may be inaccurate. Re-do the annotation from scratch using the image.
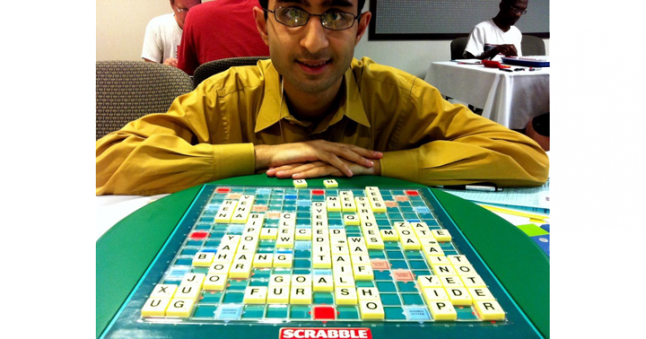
[96,0,548,78]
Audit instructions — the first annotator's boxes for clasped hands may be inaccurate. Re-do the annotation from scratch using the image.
[254,140,383,179]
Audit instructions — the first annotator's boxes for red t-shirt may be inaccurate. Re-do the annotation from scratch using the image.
[178,0,270,75]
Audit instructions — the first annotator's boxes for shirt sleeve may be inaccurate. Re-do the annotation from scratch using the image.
[96,85,256,196]
[141,19,163,63]
[177,11,200,75]
[379,79,549,187]
[463,26,485,58]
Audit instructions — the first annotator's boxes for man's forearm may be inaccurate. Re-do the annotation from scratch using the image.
[254,144,271,171]
[476,49,498,60]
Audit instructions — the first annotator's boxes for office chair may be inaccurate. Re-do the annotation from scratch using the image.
[450,37,470,60]
[521,35,546,56]
[192,56,270,88]
[96,61,194,140]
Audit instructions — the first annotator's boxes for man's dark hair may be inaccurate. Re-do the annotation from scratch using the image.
[259,0,367,19]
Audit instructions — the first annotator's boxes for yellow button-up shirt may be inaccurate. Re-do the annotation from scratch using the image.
[96,57,548,195]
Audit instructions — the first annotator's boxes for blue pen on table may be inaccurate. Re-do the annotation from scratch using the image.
[499,68,513,72]
[437,184,503,192]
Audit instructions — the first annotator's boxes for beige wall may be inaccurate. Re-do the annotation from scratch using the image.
[97,0,172,61]
[96,1,548,77]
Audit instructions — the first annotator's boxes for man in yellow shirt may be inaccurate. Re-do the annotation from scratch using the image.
[96,0,548,196]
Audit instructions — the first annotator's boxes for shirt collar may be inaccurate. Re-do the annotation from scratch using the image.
[254,60,371,134]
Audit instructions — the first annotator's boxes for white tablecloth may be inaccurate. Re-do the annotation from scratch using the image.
[424,61,550,129]
[96,194,168,240]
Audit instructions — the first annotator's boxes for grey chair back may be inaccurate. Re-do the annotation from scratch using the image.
[192,56,270,87]
[450,37,470,60]
[96,61,194,140]
[521,35,546,56]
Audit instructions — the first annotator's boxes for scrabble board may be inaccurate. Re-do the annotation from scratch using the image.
[99,180,545,339]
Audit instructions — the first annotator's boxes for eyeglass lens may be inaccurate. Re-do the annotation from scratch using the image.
[274,7,356,30]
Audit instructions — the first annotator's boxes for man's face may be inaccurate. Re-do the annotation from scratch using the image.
[173,0,201,29]
[500,0,528,26]
[255,0,371,95]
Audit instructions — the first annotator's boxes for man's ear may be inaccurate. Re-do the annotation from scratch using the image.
[354,12,372,46]
[253,7,270,46]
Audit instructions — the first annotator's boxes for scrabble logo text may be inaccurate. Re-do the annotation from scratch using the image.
[280,328,372,339]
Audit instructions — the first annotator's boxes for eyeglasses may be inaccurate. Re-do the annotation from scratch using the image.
[263,7,360,31]
[505,3,528,15]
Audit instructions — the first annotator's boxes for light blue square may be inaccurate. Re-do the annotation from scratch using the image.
[294,241,312,251]
[216,304,243,320]
[166,267,190,281]
[413,207,430,214]
[226,225,245,233]
[313,269,333,276]
[296,200,312,207]
[404,306,430,321]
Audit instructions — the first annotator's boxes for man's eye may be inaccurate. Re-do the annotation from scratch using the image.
[285,8,304,19]
[326,11,342,21]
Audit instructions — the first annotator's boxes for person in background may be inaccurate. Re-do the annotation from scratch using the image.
[97,0,548,196]
[463,0,528,60]
[178,0,270,75]
[141,0,202,67]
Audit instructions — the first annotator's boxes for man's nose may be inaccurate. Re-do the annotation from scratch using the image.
[300,16,329,54]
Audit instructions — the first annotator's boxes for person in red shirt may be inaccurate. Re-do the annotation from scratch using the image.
[178,0,270,75]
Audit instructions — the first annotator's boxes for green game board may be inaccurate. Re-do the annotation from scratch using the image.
[97,175,549,339]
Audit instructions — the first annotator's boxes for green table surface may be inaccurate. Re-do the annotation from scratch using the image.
[97,175,549,338]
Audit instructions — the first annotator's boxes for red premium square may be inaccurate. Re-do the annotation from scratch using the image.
[313,306,336,320]
[189,231,209,240]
